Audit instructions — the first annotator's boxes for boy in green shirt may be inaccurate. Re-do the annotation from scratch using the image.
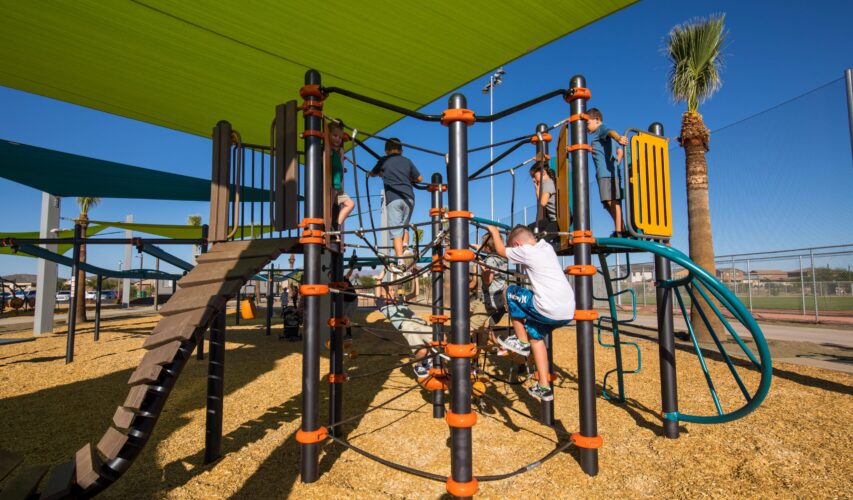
[328,122,355,229]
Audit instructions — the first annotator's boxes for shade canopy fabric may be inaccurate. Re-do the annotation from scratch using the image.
[0,225,108,256]
[0,139,270,201]
[0,1,634,145]
[87,220,276,239]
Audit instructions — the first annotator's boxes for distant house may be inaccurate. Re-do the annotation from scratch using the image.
[750,269,789,282]
[629,263,655,283]
[716,267,747,283]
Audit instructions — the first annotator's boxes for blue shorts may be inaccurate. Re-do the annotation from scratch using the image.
[386,198,413,238]
[506,285,570,340]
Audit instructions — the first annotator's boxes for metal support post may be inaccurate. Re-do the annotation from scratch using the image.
[204,311,226,464]
[845,68,853,166]
[300,69,324,483]
[329,244,345,435]
[66,223,82,364]
[568,76,599,475]
[534,122,555,426]
[430,172,446,418]
[446,93,475,497]
[649,122,679,439]
[197,224,209,360]
[235,289,241,325]
[266,265,274,336]
[810,249,819,322]
[94,275,103,341]
[799,255,806,315]
[746,259,753,312]
[154,258,160,311]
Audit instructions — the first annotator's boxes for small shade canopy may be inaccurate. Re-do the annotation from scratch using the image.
[0,2,634,145]
[0,139,270,201]
[0,225,107,257]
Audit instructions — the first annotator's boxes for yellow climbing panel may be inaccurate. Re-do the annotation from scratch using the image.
[627,131,672,239]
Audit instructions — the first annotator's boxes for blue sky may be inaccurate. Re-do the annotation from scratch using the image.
[2,0,852,278]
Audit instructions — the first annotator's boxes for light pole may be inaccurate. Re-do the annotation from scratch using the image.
[483,68,505,221]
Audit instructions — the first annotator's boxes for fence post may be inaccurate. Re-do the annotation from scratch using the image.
[523,206,528,225]
[844,68,853,166]
[799,255,806,315]
[810,249,819,322]
[746,258,753,312]
[731,256,737,296]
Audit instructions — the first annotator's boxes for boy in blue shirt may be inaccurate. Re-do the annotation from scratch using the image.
[587,108,628,235]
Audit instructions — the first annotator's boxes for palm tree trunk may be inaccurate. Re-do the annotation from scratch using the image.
[75,217,89,322]
[681,112,721,342]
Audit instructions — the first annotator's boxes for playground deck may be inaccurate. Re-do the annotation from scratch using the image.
[0,311,850,498]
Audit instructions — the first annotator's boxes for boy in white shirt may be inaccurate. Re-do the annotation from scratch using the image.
[485,225,575,401]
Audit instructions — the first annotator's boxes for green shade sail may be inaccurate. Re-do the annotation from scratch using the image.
[0,139,270,201]
[0,225,108,256]
[0,1,634,145]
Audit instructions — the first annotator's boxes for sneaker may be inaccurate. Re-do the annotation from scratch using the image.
[413,358,432,378]
[527,384,554,402]
[497,335,530,356]
[387,262,406,274]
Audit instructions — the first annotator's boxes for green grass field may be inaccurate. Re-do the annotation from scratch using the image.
[599,289,853,312]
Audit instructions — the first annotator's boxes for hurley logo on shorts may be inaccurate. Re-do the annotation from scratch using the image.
[507,290,528,304]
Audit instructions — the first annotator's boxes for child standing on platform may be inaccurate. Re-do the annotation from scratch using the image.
[487,225,575,402]
[586,108,628,235]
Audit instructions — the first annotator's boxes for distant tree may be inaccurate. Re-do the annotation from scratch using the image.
[187,214,203,264]
[75,197,101,321]
[666,14,726,341]
[358,275,376,287]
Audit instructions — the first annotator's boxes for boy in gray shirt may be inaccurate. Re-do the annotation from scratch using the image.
[370,138,422,272]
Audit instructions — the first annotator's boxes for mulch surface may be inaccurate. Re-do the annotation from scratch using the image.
[0,309,850,498]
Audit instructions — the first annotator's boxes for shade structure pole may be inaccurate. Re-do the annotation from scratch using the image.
[430,172,446,418]
[65,223,82,364]
[94,275,103,341]
[534,122,555,426]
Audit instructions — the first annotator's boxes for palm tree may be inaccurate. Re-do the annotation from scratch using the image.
[666,14,726,341]
[187,214,202,264]
[75,197,101,322]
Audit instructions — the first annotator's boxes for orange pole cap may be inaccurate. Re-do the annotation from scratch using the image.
[445,343,477,358]
[565,87,591,102]
[445,410,477,428]
[571,432,603,449]
[296,427,329,444]
[574,309,598,321]
[446,477,479,497]
[444,249,475,262]
[566,264,597,276]
[300,284,329,296]
[440,108,476,126]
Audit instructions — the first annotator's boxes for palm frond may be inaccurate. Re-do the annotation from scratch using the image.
[76,197,101,217]
[666,14,727,113]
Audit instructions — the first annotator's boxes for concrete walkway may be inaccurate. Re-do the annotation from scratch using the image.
[0,306,160,335]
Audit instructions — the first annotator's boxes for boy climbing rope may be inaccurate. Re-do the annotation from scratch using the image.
[587,108,628,235]
[328,122,356,231]
[370,138,423,273]
[486,224,575,401]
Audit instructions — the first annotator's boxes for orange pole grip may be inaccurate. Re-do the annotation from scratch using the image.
[428,340,447,348]
[446,477,478,497]
[445,411,477,428]
[440,108,475,126]
[327,317,351,327]
[300,284,329,296]
[444,249,475,262]
[568,113,590,122]
[566,264,597,276]
[429,208,446,217]
[299,217,325,228]
[299,237,325,245]
[429,314,449,324]
[299,84,324,100]
[445,343,477,358]
[574,309,598,321]
[530,133,553,143]
[326,373,348,384]
[571,432,603,449]
[572,237,596,244]
[296,427,329,444]
[446,210,473,219]
[301,100,324,111]
[427,183,447,192]
[420,376,448,391]
[302,108,323,118]
[567,143,593,153]
[301,130,325,139]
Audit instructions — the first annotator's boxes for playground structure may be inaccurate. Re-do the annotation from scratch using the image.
[0,69,774,498]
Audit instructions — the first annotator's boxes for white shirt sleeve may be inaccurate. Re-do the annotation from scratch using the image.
[505,245,529,266]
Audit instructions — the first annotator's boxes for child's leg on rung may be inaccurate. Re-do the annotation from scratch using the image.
[530,339,550,388]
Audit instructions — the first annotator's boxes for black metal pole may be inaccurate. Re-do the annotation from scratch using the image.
[94,274,103,342]
[430,172,446,419]
[569,76,599,475]
[845,68,853,167]
[649,121,680,439]
[266,265,273,336]
[447,93,475,498]
[204,310,226,463]
[235,289,241,325]
[535,122,555,426]
[300,69,324,483]
[329,243,344,435]
[65,223,82,364]
[198,225,209,360]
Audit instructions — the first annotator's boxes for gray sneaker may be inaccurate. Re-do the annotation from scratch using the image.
[527,384,554,401]
[413,358,432,379]
[497,335,530,356]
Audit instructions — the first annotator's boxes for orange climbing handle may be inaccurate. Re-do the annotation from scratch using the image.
[565,87,591,102]
[441,108,475,126]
